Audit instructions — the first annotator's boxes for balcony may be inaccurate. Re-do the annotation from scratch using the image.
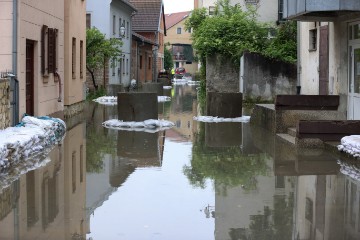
[283,0,360,21]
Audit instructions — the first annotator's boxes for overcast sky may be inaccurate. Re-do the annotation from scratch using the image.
[163,0,194,14]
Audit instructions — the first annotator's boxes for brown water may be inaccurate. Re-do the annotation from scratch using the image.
[0,85,358,240]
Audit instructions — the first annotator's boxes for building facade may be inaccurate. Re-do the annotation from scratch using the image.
[0,0,86,122]
[130,0,166,83]
[86,0,136,91]
[165,11,198,74]
[284,0,360,120]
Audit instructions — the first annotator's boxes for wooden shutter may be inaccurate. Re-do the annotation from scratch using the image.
[48,28,55,73]
[41,25,48,75]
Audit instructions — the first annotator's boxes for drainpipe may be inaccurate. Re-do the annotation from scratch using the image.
[296,21,301,95]
[11,0,19,125]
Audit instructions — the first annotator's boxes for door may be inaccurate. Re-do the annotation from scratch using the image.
[26,40,34,116]
[319,25,329,95]
[350,45,360,119]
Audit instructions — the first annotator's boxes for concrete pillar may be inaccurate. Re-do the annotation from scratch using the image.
[117,92,158,121]
[206,92,243,118]
[107,84,125,96]
[142,82,164,96]
[205,122,243,147]
[117,131,159,165]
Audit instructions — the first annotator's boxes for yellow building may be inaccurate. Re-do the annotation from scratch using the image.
[164,11,198,75]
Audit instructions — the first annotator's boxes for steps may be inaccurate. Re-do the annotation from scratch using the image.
[276,127,324,148]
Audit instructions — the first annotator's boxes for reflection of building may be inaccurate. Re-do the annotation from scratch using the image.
[166,85,198,141]
[0,122,86,239]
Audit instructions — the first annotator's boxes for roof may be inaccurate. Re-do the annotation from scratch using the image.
[120,0,137,12]
[132,31,156,45]
[165,11,191,30]
[130,0,165,32]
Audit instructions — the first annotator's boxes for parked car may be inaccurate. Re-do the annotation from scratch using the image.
[175,67,186,75]
[175,67,186,79]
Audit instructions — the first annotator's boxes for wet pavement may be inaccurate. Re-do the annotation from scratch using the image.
[0,84,359,240]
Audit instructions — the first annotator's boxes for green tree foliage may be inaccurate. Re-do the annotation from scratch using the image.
[164,44,174,70]
[185,0,297,64]
[185,0,268,64]
[86,27,123,90]
[183,122,269,193]
[263,20,297,63]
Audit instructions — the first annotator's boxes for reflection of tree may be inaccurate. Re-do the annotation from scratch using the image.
[86,104,117,173]
[184,122,268,192]
[86,127,117,173]
[246,193,294,240]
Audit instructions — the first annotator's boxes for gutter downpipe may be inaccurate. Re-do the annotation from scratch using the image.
[12,0,19,126]
[296,21,301,95]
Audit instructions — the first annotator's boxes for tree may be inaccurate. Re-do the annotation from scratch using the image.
[86,27,123,90]
[164,43,173,70]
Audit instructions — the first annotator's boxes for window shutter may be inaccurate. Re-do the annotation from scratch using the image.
[48,28,54,73]
[41,25,48,75]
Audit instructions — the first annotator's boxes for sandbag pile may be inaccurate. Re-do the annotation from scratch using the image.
[338,135,360,158]
[337,160,360,181]
[93,95,171,105]
[193,115,251,123]
[103,119,175,133]
[0,115,66,171]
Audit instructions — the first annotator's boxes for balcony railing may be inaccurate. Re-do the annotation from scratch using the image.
[283,0,360,21]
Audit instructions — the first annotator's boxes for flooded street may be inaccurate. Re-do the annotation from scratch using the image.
[0,85,358,240]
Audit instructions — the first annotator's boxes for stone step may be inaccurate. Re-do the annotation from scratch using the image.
[287,127,297,137]
[276,133,296,145]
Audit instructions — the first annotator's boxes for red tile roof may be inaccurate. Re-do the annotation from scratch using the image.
[165,11,191,30]
[130,0,164,32]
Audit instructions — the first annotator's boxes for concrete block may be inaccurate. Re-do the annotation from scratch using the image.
[142,82,164,96]
[117,92,158,121]
[206,92,242,118]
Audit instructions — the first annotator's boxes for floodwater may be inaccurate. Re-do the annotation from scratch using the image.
[0,84,359,240]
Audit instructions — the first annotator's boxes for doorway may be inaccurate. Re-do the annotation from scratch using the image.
[26,40,35,116]
[350,44,360,119]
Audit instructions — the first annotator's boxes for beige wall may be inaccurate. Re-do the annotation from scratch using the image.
[18,0,65,117]
[64,0,86,108]
[0,1,13,72]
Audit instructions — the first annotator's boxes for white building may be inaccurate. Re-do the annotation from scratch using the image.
[86,0,136,88]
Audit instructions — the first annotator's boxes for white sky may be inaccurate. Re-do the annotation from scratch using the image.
[163,0,194,14]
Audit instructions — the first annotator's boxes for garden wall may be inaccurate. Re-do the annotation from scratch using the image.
[241,52,297,101]
[0,78,10,129]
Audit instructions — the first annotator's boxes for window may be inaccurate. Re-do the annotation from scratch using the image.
[140,55,143,69]
[80,40,83,78]
[112,58,116,76]
[119,18,122,37]
[177,27,181,34]
[86,13,91,29]
[187,28,192,33]
[208,6,215,15]
[278,0,284,23]
[72,37,76,79]
[41,25,58,79]
[148,57,151,69]
[127,21,129,38]
[309,28,317,51]
[126,58,129,75]
[113,15,116,35]
[122,58,125,74]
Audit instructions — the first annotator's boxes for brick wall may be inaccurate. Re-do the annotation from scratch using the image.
[0,79,10,129]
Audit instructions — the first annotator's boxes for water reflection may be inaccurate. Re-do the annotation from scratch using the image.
[0,120,86,239]
[2,85,360,239]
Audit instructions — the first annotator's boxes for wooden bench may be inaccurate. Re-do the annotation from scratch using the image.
[275,95,339,110]
[297,120,360,141]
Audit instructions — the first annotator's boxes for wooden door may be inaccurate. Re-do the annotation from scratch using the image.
[319,25,329,95]
[26,40,34,115]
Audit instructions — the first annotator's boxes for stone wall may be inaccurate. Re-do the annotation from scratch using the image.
[242,52,297,101]
[206,54,239,93]
[0,79,10,129]
[64,101,85,119]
